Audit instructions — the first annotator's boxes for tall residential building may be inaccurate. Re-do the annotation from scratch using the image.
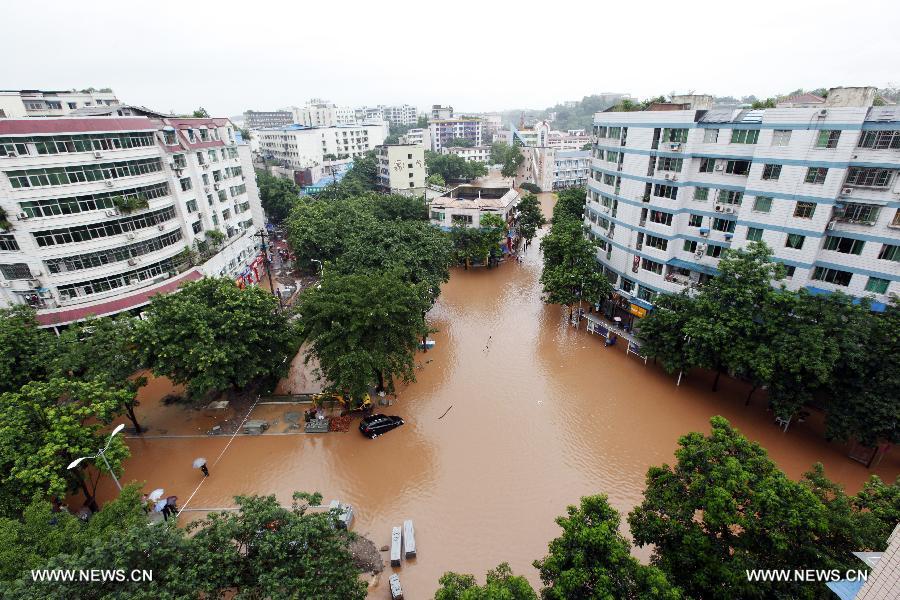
[0,89,120,118]
[255,123,388,168]
[381,104,419,127]
[400,128,431,148]
[290,99,356,128]
[243,110,293,129]
[553,150,591,189]
[440,145,492,163]
[0,116,265,329]
[375,144,426,194]
[429,117,484,151]
[431,105,453,120]
[584,87,900,322]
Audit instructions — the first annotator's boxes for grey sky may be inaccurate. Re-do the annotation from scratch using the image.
[4,0,899,117]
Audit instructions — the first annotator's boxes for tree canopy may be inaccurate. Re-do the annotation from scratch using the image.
[425,151,487,182]
[136,277,298,399]
[255,169,300,223]
[0,306,55,395]
[435,563,537,600]
[516,192,546,244]
[490,142,525,177]
[551,187,586,223]
[540,218,610,315]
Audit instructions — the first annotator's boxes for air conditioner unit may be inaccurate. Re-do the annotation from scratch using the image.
[669,142,682,150]
[695,250,703,259]
[105,209,118,217]
[841,187,853,196]
[16,212,29,220]
[714,164,724,171]
[129,278,139,286]
[27,279,40,287]
[671,175,678,181]
[699,230,709,237]
[0,281,10,287]
[715,205,723,212]
[157,224,165,231]
[664,173,671,180]
[827,220,836,230]
[724,207,735,214]
[817,109,828,117]
[127,258,138,266]
[104,180,114,187]
[214,183,220,190]
[93,151,103,158]
[126,233,135,240]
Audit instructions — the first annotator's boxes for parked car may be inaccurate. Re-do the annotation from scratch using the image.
[359,414,404,438]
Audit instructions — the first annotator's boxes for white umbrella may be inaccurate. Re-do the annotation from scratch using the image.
[148,488,165,501]
[154,500,167,513]
[193,457,207,469]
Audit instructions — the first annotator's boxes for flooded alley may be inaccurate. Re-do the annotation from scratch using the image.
[107,193,898,598]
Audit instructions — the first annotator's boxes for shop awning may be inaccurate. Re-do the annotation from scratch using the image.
[667,257,719,277]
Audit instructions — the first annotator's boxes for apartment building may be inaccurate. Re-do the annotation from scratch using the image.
[375,144,426,194]
[290,99,356,128]
[441,145,492,163]
[243,110,293,129]
[584,87,900,319]
[553,150,591,189]
[431,105,453,120]
[429,117,484,151]
[380,105,419,127]
[0,115,264,329]
[400,128,431,148]
[428,185,520,229]
[0,89,120,118]
[256,123,388,168]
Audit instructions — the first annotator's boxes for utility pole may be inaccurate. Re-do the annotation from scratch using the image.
[254,228,283,309]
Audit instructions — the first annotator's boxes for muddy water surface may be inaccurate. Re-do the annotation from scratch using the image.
[106,193,898,598]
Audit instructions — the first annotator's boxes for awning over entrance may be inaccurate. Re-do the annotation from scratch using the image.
[667,257,720,277]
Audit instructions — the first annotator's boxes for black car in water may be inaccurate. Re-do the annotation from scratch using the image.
[359,414,404,438]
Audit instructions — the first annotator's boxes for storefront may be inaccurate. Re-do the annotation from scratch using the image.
[598,293,651,330]
[236,254,265,289]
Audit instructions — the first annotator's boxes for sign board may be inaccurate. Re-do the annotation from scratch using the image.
[629,304,648,318]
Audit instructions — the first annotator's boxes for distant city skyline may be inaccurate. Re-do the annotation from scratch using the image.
[5,0,899,118]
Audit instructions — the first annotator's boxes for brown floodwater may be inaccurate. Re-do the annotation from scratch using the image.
[101,192,898,598]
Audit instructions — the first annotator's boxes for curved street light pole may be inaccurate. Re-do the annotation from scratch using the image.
[67,423,125,492]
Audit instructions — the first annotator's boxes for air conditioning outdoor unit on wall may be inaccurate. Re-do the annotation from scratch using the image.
[93,151,103,158]
[841,188,852,196]
[105,180,114,187]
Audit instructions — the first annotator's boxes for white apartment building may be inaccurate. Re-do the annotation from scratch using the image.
[0,116,265,329]
[380,105,418,127]
[553,150,591,189]
[289,99,356,128]
[0,89,120,119]
[243,110,293,129]
[428,185,520,229]
[441,145,492,163]
[584,87,900,318]
[375,144,426,194]
[431,105,453,120]
[429,118,484,151]
[401,128,431,148]
[256,123,388,168]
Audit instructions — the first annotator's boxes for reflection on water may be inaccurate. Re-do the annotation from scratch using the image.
[105,193,898,598]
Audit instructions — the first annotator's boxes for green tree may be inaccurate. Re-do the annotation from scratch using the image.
[540,219,611,317]
[192,107,210,118]
[255,169,300,223]
[751,98,777,109]
[534,495,681,599]
[416,115,428,128]
[516,193,546,246]
[450,225,483,269]
[286,196,378,269]
[0,483,149,582]
[490,142,525,177]
[296,271,430,397]
[445,137,475,148]
[188,492,366,600]
[551,187,586,223]
[136,278,297,399]
[427,173,446,187]
[0,306,55,395]
[519,182,542,194]
[53,316,146,432]
[628,416,836,600]
[0,379,130,516]
[425,151,487,183]
[635,292,696,375]
[477,213,507,267]
[370,193,428,222]
[435,563,537,600]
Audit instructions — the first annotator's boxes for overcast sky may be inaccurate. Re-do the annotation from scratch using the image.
[4,0,899,117]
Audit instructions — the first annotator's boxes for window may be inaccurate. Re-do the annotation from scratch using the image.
[207,194,214,206]
[699,158,716,173]
[688,214,703,227]
[712,218,736,233]
[192,220,202,234]
[705,245,724,258]
[43,230,183,274]
[703,129,719,143]
[452,214,473,225]
[173,154,187,168]
[185,199,198,213]
[607,127,622,140]
[824,236,864,255]
[693,187,709,201]
[19,183,170,218]
[784,265,796,278]
[657,157,683,172]
[179,178,192,192]
[649,210,673,226]
[0,263,32,280]
[0,235,19,251]
[653,184,678,199]
[683,240,698,252]
[785,234,805,249]
[645,235,668,250]
[805,167,828,184]
[6,159,163,188]
[621,278,635,293]
[857,130,900,150]
[841,203,880,224]
[662,128,688,143]
[32,206,177,247]
[794,202,816,219]
[602,173,616,186]
[208,149,218,162]
[731,129,760,144]
[606,151,621,163]
[815,130,841,148]
[430,211,445,221]
[637,286,656,302]
[812,266,852,286]
[865,277,890,294]
[762,164,782,180]
[725,160,751,175]
[717,190,743,205]
[746,227,763,241]
[845,167,893,188]
[771,130,792,146]
[641,258,664,275]
[878,244,900,261]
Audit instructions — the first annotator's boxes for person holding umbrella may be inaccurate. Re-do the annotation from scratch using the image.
[194,457,209,477]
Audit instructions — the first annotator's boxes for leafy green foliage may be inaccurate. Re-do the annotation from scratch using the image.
[427,173,446,187]
[516,193,546,243]
[519,182,542,194]
[540,218,611,312]
[136,278,298,399]
[551,187,586,223]
[425,151,487,182]
[0,379,131,516]
[192,107,210,118]
[320,150,378,198]
[296,271,430,397]
[490,142,525,177]
[535,495,681,599]
[0,306,55,395]
[435,563,537,600]
[445,137,475,148]
[369,193,428,222]
[188,492,367,600]
[286,196,378,269]
[634,293,695,374]
[255,169,300,223]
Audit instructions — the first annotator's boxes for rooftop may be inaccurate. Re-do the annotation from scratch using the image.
[0,116,157,135]
[429,185,519,211]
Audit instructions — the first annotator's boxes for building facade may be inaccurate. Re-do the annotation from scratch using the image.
[255,123,388,168]
[381,105,418,127]
[584,88,900,316]
[290,99,356,128]
[0,89,120,119]
[431,105,453,120]
[428,185,520,229]
[243,110,293,129]
[553,150,591,189]
[429,118,484,151]
[375,144,426,194]
[441,145,492,163]
[0,116,264,328]
[401,128,431,148]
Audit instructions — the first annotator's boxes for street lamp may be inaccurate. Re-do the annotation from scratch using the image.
[67,423,125,492]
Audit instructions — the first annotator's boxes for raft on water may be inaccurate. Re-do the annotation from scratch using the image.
[403,519,416,558]
[389,574,403,599]
[390,526,402,566]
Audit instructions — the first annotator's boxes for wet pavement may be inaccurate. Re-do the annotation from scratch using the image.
[101,192,899,598]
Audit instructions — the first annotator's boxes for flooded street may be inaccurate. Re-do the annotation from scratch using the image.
[107,193,898,598]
